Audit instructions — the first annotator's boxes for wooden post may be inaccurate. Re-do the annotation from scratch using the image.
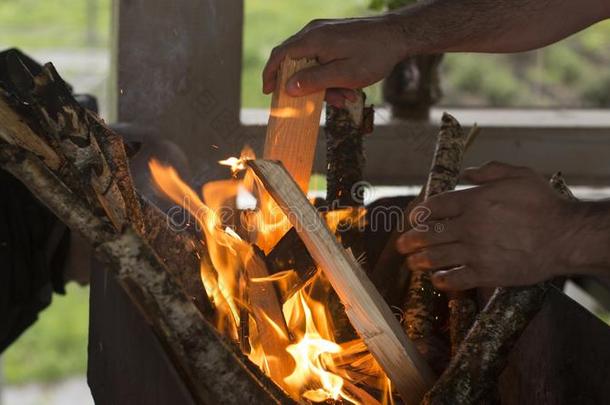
[263,57,325,193]
[248,159,435,404]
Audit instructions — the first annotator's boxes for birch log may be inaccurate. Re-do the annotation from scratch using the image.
[0,145,295,405]
[403,113,475,357]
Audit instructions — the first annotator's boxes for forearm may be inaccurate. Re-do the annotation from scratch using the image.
[562,200,610,280]
[391,0,610,55]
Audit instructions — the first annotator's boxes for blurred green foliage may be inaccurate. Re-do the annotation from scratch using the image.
[2,284,89,385]
[0,0,111,48]
[369,0,416,11]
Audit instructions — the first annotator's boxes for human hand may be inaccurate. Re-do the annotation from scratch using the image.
[396,162,583,291]
[262,15,408,107]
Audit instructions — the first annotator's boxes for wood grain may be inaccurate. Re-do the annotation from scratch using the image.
[248,159,435,404]
[244,246,294,387]
[263,57,325,193]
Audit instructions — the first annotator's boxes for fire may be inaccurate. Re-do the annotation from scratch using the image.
[283,290,358,403]
[149,148,389,404]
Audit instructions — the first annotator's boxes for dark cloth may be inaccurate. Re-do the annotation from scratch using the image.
[0,169,69,353]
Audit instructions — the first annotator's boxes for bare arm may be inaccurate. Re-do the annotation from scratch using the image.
[263,0,610,103]
[396,0,610,54]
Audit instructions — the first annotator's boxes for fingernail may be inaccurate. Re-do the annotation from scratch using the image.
[286,78,302,96]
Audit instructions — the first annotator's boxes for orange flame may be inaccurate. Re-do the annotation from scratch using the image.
[149,147,388,404]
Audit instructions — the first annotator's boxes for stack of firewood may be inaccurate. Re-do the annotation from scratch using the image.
[0,50,574,404]
[0,49,292,405]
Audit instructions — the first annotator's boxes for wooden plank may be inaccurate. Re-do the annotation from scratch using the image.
[244,246,294,387]
[263,57,325,192]
[247,159,435,404]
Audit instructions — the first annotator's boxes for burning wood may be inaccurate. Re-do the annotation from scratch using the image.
[247,159,436,403]
[4,49,537,405]
[0,147,290,405]
[0,53,292,404]
[244,245,295,387]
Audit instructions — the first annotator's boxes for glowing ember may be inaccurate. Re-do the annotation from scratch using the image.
[149,147,389,404]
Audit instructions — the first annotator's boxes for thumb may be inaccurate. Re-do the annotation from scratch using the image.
[286,60,355,97]
[462,161,532,185]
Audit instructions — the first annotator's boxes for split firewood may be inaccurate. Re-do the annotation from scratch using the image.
[324,90,374,343]
[403,113,476,359]
[94,117,146,234]
[2,55,129,230]
[140,198,213,317]
[247,159,435,404]
[421,173,575,405]
[265,227,318,301]
[244,245,295,387]
[263,57,325,193]
[0,91,62,171]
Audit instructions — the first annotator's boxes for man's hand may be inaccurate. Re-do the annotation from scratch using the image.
[396,162,610,291]
[262,16,407,107]
[262,0,609,107]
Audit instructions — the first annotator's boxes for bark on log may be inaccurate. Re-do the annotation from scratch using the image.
[0,91,62,171]
[421,173,576,405]
[2,57,128,230]
[325,89,373,209]
[324,90,374,343]
[95,117,145,234]
[403,113,475,357]
[140,199,213,317]
[0,145,295,405]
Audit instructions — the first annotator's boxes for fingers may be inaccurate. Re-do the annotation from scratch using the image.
[462,161,534,185]
[285,60,358,97]
[431,266,478,291]
[262,38,315,94]
[416,189,469,221]
[325,88,358,108]
[406,243,468,272]
[397,221,459,255]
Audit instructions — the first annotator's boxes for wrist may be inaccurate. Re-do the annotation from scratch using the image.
[559,201,610,278]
